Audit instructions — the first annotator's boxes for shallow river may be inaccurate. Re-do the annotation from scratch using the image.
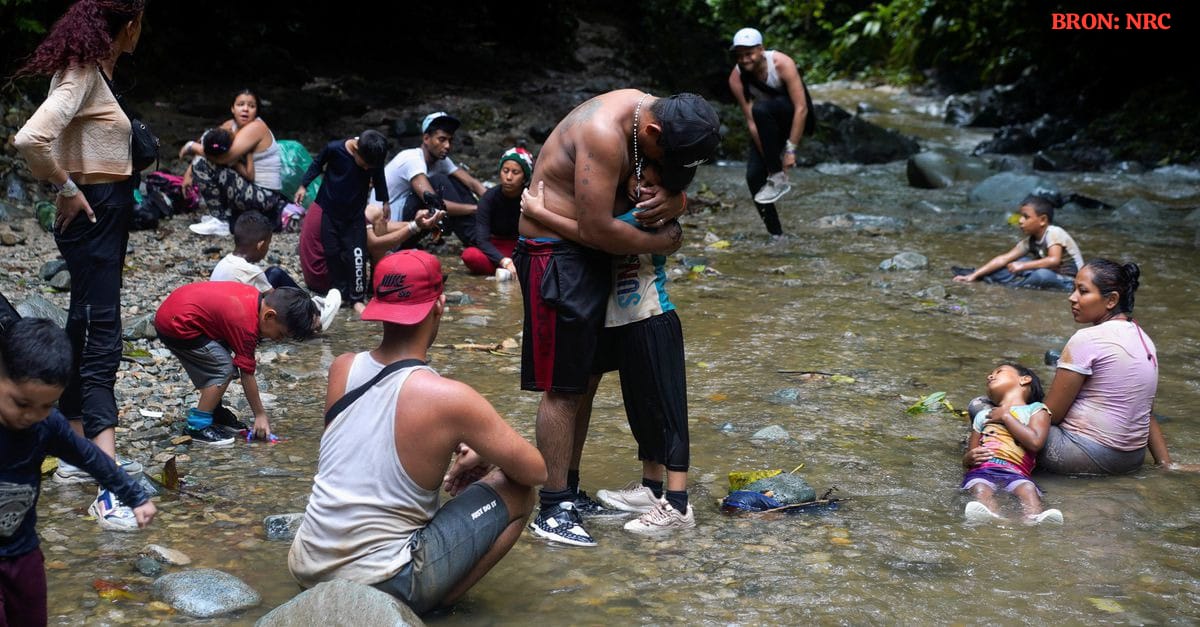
[39,86,1200,625]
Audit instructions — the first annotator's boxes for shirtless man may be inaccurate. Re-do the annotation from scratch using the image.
[514,89,720,547]
[728,27,813,236]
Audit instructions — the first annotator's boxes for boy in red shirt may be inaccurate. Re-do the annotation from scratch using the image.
[154,283,318,445]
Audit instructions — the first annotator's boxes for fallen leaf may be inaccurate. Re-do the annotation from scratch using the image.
[1088,597,1125,613]
[830,375,856,384]
[830,537,853,546]
[163,457,179,490]
[707,393,729,402]
[41,457,59,475]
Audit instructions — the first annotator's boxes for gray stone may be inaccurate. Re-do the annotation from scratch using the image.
[264,513,305,541]
[39,259,67,281]
[256,579,423,627]
[768,388,801,404]
[49,270,71,291]
[906,149,990,189]
[967,173,1060,209]
[444,291,472,305]
[15,293,67,328]
[135,556,163,577]
[153,568,260,618]
[143,544,192,565]
[916,285,946,300]
[751,425,790,441]
[123,313,158,340]
[460,315,488,327]
[879,252,928,271]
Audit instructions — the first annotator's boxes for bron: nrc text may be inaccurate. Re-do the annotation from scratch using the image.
[1051,13,1171,30]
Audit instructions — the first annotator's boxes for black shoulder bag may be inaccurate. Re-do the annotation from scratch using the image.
[323,358,428,427]
[98,66,160,171]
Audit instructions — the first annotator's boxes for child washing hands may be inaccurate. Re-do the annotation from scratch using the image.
[962,363,1064,525]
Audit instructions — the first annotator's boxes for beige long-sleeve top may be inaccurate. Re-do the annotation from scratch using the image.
[14,64,131,183]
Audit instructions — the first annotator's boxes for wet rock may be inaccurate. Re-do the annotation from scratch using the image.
[136,556,164,577]
[720,422,735,432]
[256,579,423,627]
[143,544,192,565]
[1033,145,1113,172]
[768,388,801,404]
[135,474,162,498]
[122,313,158,340]
[967,173,1060,209]
[813,213,856,230]
[751,425,790,441]
[906,149,990,189]
[40,259,67,280]
[444,291,472,305]
[153,568,261,618]
[855,101,878,115]
[264,513,305,541]
[48,270,71,291]
[793,103,919,165]
[1045,350,1061,366]
[0,226,25,246]
[974,126,1035,155]
[879,252,928,271]
[1062,193,1115,212]
[15,294,68,328]
[915,285,946,300]
[460,315,488,327]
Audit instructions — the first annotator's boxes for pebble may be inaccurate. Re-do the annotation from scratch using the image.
[751,425,790,440]
[135,556,164,576]
[143,544,192,565]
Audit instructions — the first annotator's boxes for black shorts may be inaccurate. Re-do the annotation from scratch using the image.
[514,239,610,393]
[596,311,689,472]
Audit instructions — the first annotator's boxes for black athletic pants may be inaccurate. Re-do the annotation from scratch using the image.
[746,95,794,236]
[321,213,368,304]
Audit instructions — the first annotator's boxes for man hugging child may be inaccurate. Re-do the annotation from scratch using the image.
[962,363,1064,525]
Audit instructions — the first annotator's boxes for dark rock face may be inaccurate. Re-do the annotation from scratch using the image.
[795,103,919,165]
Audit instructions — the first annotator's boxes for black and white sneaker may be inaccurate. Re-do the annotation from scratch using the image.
[186,425,235,446]
[212,405,250,432]
[528,501,597,547]
[572,490,627,518]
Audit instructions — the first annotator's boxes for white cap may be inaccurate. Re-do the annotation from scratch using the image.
[730,27,763,50]
[421,111,460,134]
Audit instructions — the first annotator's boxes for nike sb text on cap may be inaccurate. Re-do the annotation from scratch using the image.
[655,93,722,192]
[361,250,444,325]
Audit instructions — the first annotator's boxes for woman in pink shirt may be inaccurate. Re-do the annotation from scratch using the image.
[1035,259,1180,474]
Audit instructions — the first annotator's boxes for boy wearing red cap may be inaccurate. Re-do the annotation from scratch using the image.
[289,250,546,615]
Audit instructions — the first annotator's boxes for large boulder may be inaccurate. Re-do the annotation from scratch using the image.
[15,293,67,328]
[153,568,261,618]
[906,149,990,189]
[967,173,1060,209]
[795,103,920,165]
[256,579,424,627]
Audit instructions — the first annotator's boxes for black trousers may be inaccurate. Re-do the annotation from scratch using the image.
[54,179,134,438]
[746,95,794,236]
[398,173,478,249]
[321,213,368,304]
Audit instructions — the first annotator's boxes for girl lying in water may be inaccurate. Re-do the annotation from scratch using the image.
[961,363,1064,525]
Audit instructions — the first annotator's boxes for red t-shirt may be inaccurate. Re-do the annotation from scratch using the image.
[154,282,261,374]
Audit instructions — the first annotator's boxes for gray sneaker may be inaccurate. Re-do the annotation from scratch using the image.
[595,482,660,513]
[753,172,792,204]
[624,500,695,534]
[54,455,144,484]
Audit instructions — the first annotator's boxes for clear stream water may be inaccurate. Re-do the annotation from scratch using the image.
[38,86,1200,625]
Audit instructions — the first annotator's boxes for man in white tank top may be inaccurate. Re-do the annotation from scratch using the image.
[727,27,813,236]
[288,250,546,614]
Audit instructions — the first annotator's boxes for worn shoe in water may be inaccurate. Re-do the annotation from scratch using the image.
[1026,508,1064,525]
[596,482,660,513]
[54,455,143,484]
[212,405,250,433]
[89,489,139,532]
[624,500,695,534]
[571,490,626,518]
[186,424,235,447]
[528,501,596,547]
[964,500,1003,524]
[753,172,792,204]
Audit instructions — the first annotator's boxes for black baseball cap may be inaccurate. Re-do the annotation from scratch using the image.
[654,93,721,192]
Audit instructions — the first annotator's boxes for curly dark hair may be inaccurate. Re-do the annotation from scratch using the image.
[17,0,146,77]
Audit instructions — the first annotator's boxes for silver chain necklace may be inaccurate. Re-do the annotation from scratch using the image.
[632,93,648,193]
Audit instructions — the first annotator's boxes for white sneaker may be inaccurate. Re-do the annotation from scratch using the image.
[315,288,341,331]
[88,489,139,532]
[964,500,1003,524]
[753,172,792,204]
[188,215,230,236]
[1027,509,1064,525]
[595,482,660,513]
[54,456,143,484]
[624,500,695,534]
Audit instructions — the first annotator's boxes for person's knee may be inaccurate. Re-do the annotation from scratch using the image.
[481,470,536,521]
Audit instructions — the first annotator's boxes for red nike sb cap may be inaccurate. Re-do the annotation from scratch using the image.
[361,250,445,325]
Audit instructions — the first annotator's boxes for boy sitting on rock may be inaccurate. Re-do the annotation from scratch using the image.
[154,282,318,445]
[952,195,1083,290]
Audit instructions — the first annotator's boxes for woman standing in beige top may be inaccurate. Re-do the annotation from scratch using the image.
[14,0,147,532]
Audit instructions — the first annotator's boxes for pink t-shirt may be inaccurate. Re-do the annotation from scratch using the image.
[1058,320,1158,451]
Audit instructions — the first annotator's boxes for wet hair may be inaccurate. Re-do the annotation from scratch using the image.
[1021,194,1056,224]
[264,287,318,341]
[17,0,146,77]
[356,130,388,168]
[0,318,73,387]
[1084,258,1141,315]
[232,88,259,110]
[200,127,233,158]
[1002,362,1044,404]
[233,211,272,249]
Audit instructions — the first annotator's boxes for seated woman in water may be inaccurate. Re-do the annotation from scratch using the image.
[180,89,288,230]
[985,259,1191,475]
[460,147,533,277]
[962,363,1063,524]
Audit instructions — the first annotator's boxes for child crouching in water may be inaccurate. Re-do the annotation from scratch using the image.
[0,319,156,624]
[962,363,1063,525]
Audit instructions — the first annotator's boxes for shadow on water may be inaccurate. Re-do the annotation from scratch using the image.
[38,86,1200,624]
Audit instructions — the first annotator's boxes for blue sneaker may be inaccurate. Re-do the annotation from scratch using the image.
[528,501,596,547]
[89,489,139,532]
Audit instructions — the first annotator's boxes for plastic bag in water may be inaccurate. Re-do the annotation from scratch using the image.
[743,473,817,505]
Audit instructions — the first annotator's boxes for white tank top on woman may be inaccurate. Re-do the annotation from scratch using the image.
[288,352,438,587]
[231,121,283,191]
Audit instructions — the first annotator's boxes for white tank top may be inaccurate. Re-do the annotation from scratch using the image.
[740,50,783,100]
[251,129,282,192]
[288,352,438,587]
